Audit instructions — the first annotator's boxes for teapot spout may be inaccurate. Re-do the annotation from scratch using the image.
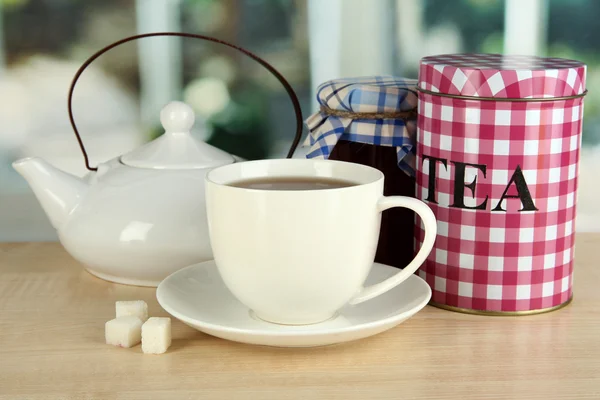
[12,157,88,230]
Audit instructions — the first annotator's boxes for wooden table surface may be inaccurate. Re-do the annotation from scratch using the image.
[1,235,599,400]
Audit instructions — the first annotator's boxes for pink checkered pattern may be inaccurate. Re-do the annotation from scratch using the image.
[415,93,584,312]
[420,54,586,99]
[415,54,586,312]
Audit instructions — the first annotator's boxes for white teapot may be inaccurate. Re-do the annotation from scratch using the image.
[13,101,239,286]
[11,32,303,286]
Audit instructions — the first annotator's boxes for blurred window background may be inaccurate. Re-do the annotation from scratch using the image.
[1,0,598,241]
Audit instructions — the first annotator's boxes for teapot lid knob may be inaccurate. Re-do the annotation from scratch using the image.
[120,100,235,169]
[160,101,195,134]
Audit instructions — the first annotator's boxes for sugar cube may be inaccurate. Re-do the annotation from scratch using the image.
[142,317,172,354]
[116,300,148,322]
[105,316,142,348]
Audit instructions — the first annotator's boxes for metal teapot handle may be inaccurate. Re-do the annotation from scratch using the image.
[68,32,304,171]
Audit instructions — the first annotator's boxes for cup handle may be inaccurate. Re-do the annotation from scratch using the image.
[348,196,437,305]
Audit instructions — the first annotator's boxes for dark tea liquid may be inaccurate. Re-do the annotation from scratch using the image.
[229,177,356,191]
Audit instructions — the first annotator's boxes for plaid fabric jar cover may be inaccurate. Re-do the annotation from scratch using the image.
[304,76,418,177]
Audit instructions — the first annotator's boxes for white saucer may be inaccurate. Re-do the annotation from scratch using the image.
[156,261,432,348]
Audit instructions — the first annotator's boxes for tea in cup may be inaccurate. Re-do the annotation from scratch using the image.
[205,159,436,325]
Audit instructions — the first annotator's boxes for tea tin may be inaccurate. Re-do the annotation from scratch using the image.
[415,54,587,314]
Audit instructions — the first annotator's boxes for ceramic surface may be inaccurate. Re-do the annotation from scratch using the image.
[156,261,432,347]
[12,102,235,286]
[205,159,437,324]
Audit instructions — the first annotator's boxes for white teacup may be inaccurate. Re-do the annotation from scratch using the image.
[205,159,437,325]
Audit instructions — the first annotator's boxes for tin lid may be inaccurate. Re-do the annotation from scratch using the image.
[418,53,586,99]
[121,101,235,169]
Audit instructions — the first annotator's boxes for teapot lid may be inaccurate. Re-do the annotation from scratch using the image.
[121,101,235,169]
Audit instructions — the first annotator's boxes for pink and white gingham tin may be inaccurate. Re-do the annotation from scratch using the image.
[414,54,587,314]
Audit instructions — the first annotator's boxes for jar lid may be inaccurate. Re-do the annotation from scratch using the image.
[418,53,586,99]
[305,76,418,177]
[121,101,235,169]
